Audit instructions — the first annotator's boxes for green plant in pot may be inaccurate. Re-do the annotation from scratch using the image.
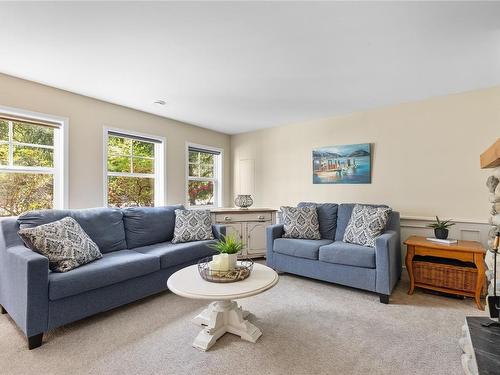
[208,234,243,271]
[427,216,455,240]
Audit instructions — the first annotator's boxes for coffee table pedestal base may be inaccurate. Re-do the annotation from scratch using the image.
[192,300,261,351]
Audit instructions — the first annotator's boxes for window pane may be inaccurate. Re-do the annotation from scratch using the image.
[132,140,154,157]
[108,156,131,173]
[0,172,53,216]
[108,136,131,156]
[199,152,214,165]
[13,121,54,146]
[0,120,8,141]
[0,144,8,165]
[107,176,154,207]
[188,163,199,177]
[13,146,53,167]
[189,151,199,163]
[188,180,214,206]
[132,157,154,174]
[200,163,214,177]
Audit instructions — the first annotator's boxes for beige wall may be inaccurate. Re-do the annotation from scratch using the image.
[231,86,500,222]
[0,73,231,209]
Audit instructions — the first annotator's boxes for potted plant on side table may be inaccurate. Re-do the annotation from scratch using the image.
[427,216,455,240]
[208,234,243,272]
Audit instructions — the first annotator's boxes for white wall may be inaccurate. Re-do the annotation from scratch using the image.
[0,73,231,208]
[231,86,500,246]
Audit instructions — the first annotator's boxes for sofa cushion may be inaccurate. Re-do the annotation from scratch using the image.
[298,202,338,240]
[122,205,184,249]
[343,204,392,247]
[281,206,321,240]
[49,249,160,300]
[273,238,333,260]
[172,210,214,243]
[335,203,389,241]
[319,241,376,268]
[18,208,127,253]
[18,217,102,273]
[134,240,217,269]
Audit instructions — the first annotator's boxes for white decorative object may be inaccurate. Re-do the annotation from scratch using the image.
[167,263,279,351]
[210,253,237,271]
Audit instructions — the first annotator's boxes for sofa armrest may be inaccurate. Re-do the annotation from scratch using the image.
[266,224,284,267]
[212,224,226,240]
[375,230,401,295]
[0,245,49,336]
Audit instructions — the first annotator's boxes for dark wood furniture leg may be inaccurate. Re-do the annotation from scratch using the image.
[405,245,415,295]
[379,294,389,304]
[28,333,43,350]
[0,305,6,314]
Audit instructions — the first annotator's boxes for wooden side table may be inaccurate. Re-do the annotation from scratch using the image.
[404,236,486,310]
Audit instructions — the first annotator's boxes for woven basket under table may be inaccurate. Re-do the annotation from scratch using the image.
[413,258,478,293]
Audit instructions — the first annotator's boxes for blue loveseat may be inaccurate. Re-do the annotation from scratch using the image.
[266,203,401,303]
[0,205,224,349]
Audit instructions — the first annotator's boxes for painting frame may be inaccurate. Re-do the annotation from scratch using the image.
[312,143,372,184]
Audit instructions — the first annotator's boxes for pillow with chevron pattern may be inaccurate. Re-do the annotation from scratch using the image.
[343,204,392,247]
[281,206,321,240]
[18,216,102,272]
[172,209,214,243]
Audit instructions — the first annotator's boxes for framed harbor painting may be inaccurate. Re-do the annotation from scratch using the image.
[313,143,371,184]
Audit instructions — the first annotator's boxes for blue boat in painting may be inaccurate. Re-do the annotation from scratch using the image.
[313,143,371,184]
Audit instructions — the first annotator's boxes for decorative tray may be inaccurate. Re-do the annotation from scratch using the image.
[198,257,254,283]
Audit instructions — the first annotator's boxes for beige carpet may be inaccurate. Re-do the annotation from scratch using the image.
[0,272,486,375]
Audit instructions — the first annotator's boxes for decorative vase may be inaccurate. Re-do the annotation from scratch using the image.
[434,228,449,240]
[210,253,237,271]
[234,194,253,209]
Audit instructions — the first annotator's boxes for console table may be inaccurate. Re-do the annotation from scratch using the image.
[211,208,277,258]
[405,236,486,310]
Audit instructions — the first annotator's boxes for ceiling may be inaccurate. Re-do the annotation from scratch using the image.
[0,2,499,135]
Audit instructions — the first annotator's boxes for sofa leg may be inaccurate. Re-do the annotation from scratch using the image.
[379,294,390,304]
[0,305,6,314]
[28,333,43,350]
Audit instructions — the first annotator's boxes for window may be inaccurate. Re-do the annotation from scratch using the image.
[0,108,67,216]
[187,144,222,207]
[104,129,164,208]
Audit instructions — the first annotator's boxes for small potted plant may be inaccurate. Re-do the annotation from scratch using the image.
[208,234,243,272]
[427,216,455,240]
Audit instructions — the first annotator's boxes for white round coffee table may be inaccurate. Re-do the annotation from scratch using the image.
[167,262,279,351]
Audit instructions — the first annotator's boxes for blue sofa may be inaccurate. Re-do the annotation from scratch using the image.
[0,205,224,349]
[266,203,401,303]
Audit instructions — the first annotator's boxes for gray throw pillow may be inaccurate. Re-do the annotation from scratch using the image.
[172,209,214,243]
[18,216,102,272]
[343,204,392,247]
[281,206,321,240]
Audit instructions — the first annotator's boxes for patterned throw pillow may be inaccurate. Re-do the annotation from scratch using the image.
[281,206,321,240]
[343,204,392,247]
[18,216,102,272]
[172,209,214,243]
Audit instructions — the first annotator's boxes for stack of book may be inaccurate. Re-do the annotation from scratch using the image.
[426,237,458,245]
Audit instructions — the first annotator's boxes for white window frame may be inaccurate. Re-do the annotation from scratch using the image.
[0,105,69,210]
[185,142,223,209]
[103,127,166,207]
